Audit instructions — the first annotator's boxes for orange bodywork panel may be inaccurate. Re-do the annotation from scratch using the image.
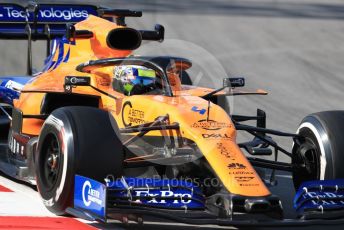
[14,15,271,197]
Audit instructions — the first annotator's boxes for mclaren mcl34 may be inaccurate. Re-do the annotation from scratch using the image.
[1,2,344,227]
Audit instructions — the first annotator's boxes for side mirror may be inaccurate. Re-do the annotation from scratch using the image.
[140,24,165,42]
[154,24,165,42]
[223,77,245,88]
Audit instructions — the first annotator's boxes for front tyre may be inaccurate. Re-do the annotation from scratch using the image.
[292,111,344,189]
[35,106,124,215]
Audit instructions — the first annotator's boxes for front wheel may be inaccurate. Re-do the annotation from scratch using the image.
[292,111,344,189]
[35,106,124,215]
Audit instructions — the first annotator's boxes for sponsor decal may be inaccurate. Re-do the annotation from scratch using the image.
[311,199,344,206]
[235,176,254,182]
[64,76,90,92]
[82,180,103,207]
[216,143,235,159]
[202,133,230,139]
[303,192,344,205]
[228,162,246,169]
[74,175,106,218]
[122,101,147,127]
[303,192,343,199]
[191,106,206,115]
[0,5,94,22]
[68,76,90,85]
[239,183,259,187]
[191,119,231,130]
[229,171,254,175]
[134,190,192,204]
[108,177,205,209]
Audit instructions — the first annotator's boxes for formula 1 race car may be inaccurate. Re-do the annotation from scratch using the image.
[1,2,344,227]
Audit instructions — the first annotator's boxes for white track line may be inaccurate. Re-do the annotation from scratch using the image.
[0,176,54,216]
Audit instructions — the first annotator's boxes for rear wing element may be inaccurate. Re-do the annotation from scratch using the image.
[0,2,99,75]
[0,2,164,75]
[0,3,144,40]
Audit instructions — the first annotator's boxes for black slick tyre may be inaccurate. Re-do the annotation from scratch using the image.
[35,106,123,215]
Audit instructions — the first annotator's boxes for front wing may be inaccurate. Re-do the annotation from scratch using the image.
[67,175,344,227]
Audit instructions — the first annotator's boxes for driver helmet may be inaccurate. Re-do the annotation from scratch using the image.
[112,65,157,96]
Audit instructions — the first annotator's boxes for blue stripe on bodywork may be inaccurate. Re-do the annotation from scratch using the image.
[43,38,73,72]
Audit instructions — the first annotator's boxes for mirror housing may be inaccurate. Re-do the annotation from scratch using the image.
[223,77,245,88]
[140,24,165,42]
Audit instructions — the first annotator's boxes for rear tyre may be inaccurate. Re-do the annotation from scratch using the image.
[292,111,344,189]
[35,106,123,215]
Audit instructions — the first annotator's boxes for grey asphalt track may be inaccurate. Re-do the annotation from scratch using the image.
[0,0,344,229]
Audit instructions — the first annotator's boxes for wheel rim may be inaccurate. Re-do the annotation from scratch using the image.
[294,136,321,182]
[41,133,62,191]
